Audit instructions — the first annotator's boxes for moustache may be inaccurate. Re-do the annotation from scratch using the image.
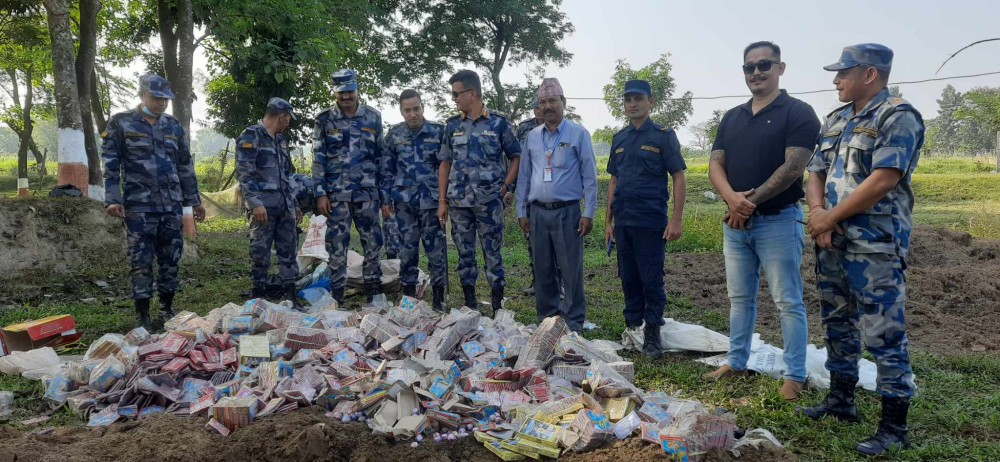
[544,110,555,115]
[750,76,767,82]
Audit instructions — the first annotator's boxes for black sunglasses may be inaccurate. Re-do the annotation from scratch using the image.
[742,60,779,74]
[451,88,474,98]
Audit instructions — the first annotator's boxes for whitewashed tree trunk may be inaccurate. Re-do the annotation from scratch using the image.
[42,0,88,196]
[76,0,103,200]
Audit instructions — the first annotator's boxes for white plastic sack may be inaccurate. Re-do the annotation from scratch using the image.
[621,318,730,353]
[731,428,783,458]
[695,334,894,392]
[298,214,329,261]
[0,347,60,374]
[346,250,400,288]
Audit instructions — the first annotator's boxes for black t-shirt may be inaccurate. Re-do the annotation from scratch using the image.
[712,90,820,213]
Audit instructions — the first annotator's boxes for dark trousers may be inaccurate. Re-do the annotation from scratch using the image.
[530,202,585,331]
[615,225,666,328]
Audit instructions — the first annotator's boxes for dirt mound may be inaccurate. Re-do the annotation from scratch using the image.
[0,406,789,462]
[0,198,124,280]
[665,225,1000,355]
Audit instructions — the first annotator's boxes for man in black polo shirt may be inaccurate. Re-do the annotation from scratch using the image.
[703,41,820,401]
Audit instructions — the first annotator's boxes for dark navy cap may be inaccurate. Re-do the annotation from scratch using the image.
[623,79,652,96]
[528,95,539,109]
[139,74,175,99]
[331,69,358,92]
[824,43,893,72]
[266,97,296,120]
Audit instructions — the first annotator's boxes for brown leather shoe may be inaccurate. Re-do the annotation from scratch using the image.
[702,364,748,381]
[780,379,806,401]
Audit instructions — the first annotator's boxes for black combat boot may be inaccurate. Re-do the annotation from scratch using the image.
[462,285,476,309]
[366,281,379,303]
[488,285,503,318]
[642,322,663,358]
[402,285,417,297]
[432,285,446,312]
[284,284,302,311]
[855,397,911,456]
[134,298,152,332]
[796,373,861,422]
[331,286,345,306]
[159,292,175,320]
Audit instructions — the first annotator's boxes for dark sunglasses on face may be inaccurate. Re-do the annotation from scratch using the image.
[451,88,474,98]
[742,60,778,74]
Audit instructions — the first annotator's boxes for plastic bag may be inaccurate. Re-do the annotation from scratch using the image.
[85,333,126,360]
[44,374,74,404]
[0,347,60,374]
[88,357,126,392]
[622,318,730,353]
[298,214,329,260]
[731,428,783,457]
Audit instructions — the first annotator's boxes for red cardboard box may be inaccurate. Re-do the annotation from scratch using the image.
[1,315,80,354]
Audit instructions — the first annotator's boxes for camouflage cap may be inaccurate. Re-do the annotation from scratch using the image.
[528,95,539,109]
[266,97,296,120]
[139,74,175,99]
[824,43,893,72]
[331,69,358,92]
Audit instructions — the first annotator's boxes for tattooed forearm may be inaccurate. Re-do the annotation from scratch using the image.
[709,149,725,164]
[746,146,813,205]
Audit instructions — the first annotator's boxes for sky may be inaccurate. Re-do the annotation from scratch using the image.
[174,0,1000,147]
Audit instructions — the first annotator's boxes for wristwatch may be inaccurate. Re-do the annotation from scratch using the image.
[504,182,516,194]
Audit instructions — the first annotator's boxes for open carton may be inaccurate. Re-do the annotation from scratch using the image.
[1,315,81,354]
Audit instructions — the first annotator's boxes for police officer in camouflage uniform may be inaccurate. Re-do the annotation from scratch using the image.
[797,44,923,456]
[313,69,385,305]
[383,89,448,310]
[236,97,301,306]
[438,70,521,317]
[102,74,205,331]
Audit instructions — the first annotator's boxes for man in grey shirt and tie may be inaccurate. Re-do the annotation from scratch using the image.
[516,78,599,332]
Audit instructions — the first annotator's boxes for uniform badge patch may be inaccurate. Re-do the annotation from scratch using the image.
[164,134,178,140]
[327,128,342,135]
[124,131,148,138]
[361,126,376,134]
[640,145,660,153]
[100,131,108,138]
[452,131,464,137]
[852,126,878,137]
[241,142,254,148]
[614,147,625,154]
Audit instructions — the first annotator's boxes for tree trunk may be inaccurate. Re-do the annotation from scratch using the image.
[158,0,196,139]
[76,0,102,199]
[42,0,88,195]
[7,68,32,196]
[89,68,107,132]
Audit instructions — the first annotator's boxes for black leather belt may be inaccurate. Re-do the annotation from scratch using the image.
[531,200,579,210]
[753,204,796,216]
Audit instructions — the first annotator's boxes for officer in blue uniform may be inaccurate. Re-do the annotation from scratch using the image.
[798,44,923,457]
[102,74,205,331]
[438,70,521,317]
[236,97,300,306]
[383,89,449,310]
[604,79,687,358]
[312,69,386,305]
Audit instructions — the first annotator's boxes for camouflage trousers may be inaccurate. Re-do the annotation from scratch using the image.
[382,212,401,258]
[395,202,447,287]
[450,197,505,288]
[125,210,183,300]
[249,206,299,287]
[326,200,383,289]
[816,247,915,398]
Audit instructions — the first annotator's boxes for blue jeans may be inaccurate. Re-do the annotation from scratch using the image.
[723,206,807,382]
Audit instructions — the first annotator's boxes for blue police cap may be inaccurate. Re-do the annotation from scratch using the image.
[623,79,652,96]
[139,74,175,99]
[824,43,893,72]
[331,69,358,92]
[528,95,539,109]
[266,97,296,120]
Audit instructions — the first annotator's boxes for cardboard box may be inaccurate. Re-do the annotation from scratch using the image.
[1,315,80,354]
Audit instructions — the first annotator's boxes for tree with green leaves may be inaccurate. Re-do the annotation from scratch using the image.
[401,0,574,122]
[201,0,409,141]
[0,1,52,194]
[888,85,902,98]
[956,86,1000,170]
[593,53,693,144]
[925,85,963,155]
[689,109,725,152]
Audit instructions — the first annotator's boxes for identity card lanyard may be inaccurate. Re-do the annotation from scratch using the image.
[543,128,563,182]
